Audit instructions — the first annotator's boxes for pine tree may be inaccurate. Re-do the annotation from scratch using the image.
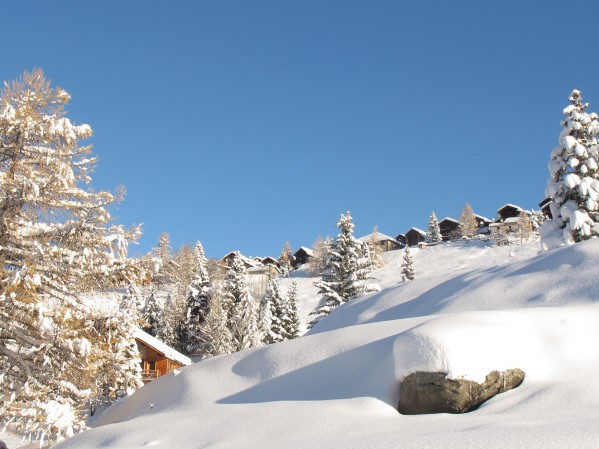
[541,89,599,247]
[182,241,212,355]
[401,245,415,281]
[278,241,293,277]
[223,252,261,351]
[284,281,301,339]
[0,70,142,439]
[310,212,380,326]
[457,203,478,239]
[201,286,234,357]
[426,211,442,243]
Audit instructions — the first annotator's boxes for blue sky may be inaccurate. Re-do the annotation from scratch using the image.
[4,1,599,259]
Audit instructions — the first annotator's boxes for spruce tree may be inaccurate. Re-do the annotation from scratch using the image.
[542,89,599,247]
[284,281,301,339]
[223,252,261,351]
[310,212,380,326]
[426,211,442,243]
[264,278,286,343]
[182,241,212,355]
[401,245,415,281]
[141,285,163,337]
[0,70,142,439]
[201,286,234,357]
[257,289,273,344]
[457,203,478,239]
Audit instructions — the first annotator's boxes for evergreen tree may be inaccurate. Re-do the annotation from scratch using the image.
[284,281,301,339]
[257,288,273,343]
[201,286,234,357]
[141,285,163,337]
[264,278,286,343]
[182,241,212,355]
[223,252,261,351]
[401,245,415,281]
[278,241,293,277]
[426,211,442,243]
[154,232,173,284]
[542,89,599,247]
[0,70,142,439]
[457,203,478,239]
[310,212,380,326]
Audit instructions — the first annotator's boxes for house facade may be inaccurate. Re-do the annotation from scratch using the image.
[359,231,403,251]
[134,328,191,383]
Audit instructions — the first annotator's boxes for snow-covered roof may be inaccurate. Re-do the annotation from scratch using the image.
[294,246,313,256]
[407,227,426,236]
[221,251,262,268]
[439,217,459,224]
[497,203,524,212]
[474,214,492,223]
[358,231,400,243]
[134,328,192,367]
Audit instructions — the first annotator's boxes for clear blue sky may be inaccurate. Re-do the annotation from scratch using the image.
[4,1,599,259]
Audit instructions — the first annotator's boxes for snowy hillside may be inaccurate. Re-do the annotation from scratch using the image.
[52,239,599,449]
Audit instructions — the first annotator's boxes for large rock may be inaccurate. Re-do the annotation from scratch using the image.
[398,368,525,414]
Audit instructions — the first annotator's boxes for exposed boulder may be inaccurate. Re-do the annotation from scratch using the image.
[398,368,525,414]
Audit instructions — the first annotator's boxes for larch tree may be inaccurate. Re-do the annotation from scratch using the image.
[278,241,293,277]
[307,235,330,276]
[201,285,234,357]
[367,226,385,268]
[426,211,442,243]
[457,203,478,239]
[541,89,599,248]
[0,70,142,440]
[516,211,533,243]
[401,245,415,281]
[310,212,380,327]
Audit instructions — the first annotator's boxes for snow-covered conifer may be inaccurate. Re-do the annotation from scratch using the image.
[541,90,599,248]
[310,212,380,327]
[284,281,301,339]
[426,211,442,243]
[224,252,261,351]
[141,286,163,337]
[401,245,415,281]
[257,290,273,343]
[0,70,142,439]
[182,241,212,355]
[264,278,286,344]
[201,286,234,357]
[457,203,478,239]
[154,232,173,284]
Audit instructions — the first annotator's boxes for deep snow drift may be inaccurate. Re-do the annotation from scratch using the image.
[52,239,599,449]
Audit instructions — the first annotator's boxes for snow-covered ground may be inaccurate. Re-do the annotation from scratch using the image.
[41,239,599,448]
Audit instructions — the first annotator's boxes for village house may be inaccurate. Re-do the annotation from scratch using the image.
[134,328,191,383]
[489,204,530,235]
[292,246,313,268]
[402,228,427,247]
[359,231,403,251]
[438,217,459,241]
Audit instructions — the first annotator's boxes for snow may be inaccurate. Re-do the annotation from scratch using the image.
[50,239,599,449]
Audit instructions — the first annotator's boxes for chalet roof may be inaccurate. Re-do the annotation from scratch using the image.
[539,197,552,208]
[134,328,192,366]
[221,251,261,268]
[474,214,492,223]
[406,227,426,236]
[294,246,313,257]
[259,256,280,265]
[358,231,400,243]
[439,217,459,224]
[497,203,524,213]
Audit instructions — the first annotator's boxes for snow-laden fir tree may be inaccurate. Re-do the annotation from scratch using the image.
[264,278,287,344]
[257,287,273,343]
[141,285,163,337]
[310,212,380,327]
[283,281,301,339]
[278,241,293,277]
[426,211,442,243]
[182,241,212,355]
[154,232,173,284]
[223,252,261,351]
[0,70,142,440]
[159,293,182,348]
[401,245,415,281]
[457,203,478,239]
[201,285,234,357]
[541,90,599,249]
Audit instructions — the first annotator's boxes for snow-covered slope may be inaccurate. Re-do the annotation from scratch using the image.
[54,239,599,449]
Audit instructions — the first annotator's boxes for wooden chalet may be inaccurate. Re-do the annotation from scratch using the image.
[474,214,492,228]
[496,204,525,221]
[359,231,403,251]
[539,197,553,219]
[134,328,191,383]
[395,233,407,246]
[404,228,427,247]
[438,217,459,241]
[221,251,262,270]
[292,246,313,268]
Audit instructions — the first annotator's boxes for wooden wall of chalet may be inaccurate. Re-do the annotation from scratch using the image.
[137,340,185,382]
